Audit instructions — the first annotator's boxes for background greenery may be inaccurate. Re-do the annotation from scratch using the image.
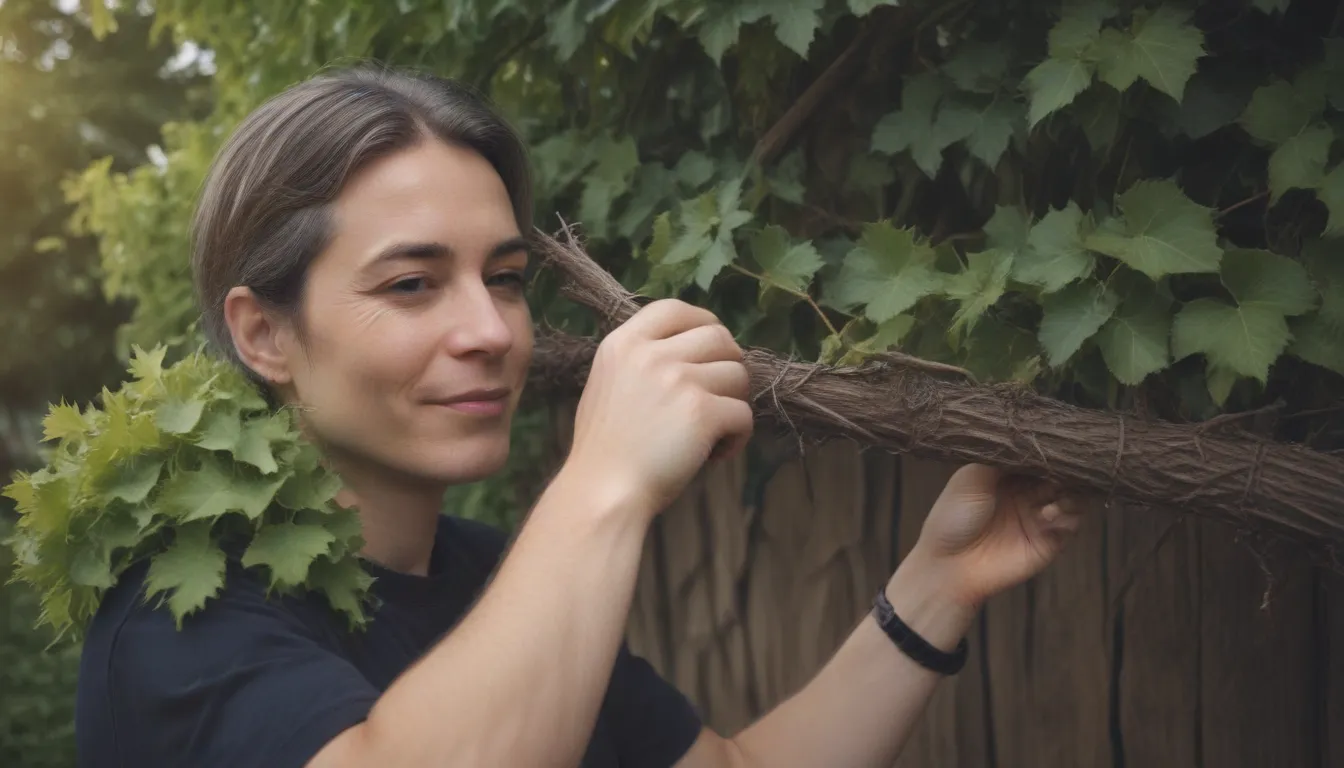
[3,0,1343,764]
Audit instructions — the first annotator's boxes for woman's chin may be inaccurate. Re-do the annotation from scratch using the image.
[416,435,512,485]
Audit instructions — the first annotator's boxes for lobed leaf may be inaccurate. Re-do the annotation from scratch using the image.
[1084,179,1222,279]
[1038,282,1120,366]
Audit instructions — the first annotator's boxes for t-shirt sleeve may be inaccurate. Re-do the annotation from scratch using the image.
[606,644,706,766]
[83,563,378,768]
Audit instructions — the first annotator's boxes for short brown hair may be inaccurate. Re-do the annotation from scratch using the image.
[190,64,533,379]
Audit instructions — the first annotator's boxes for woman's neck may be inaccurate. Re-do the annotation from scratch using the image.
[330,460,446,577]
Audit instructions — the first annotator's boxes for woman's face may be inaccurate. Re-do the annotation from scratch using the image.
[280,138,534,487]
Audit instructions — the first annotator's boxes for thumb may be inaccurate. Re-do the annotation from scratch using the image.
[943,463,1002,501]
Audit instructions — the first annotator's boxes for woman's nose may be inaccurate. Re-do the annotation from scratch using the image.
[438,282,515,358]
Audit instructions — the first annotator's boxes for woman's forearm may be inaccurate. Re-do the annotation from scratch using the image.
[725,551,976,768]
[311,466,653,767]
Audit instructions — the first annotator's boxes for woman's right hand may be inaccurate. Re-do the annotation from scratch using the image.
[563,299,755,517]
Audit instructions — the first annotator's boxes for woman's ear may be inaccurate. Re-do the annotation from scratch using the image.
[223,286,295,385]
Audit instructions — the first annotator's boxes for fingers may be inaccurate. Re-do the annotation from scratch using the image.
[621,299,723,341]
[1038,492,1085,536]
[706,397,755,462]
[658,322,743,364]
[944,463,1002,499]
[684,360,751,401]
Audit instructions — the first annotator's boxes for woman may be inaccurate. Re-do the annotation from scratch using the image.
[75,65,1083,768]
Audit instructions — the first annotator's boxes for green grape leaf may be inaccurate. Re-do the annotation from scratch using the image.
[872,74,958,177]
[1289,313,1344,374]
[849,0,897,14]
[751,225,823,295]
[945,249,1013,333]
[579,136,640,239]
[963,96,1022,168]
[1172,298,1290,382]
[1025,57,1095,128]
[1241,79,1322,145]
[1014,202,1095,292]
[824,222,945,322]
[1084,179,1222,279]
[695,230,737,290]
[1252,0,1291,13]
[276,469,344,511]
[1096,280,1172,384]
[104,457,164,505]
[241,522,336,589]
[195,402,243,452]
[963,316,1044,382]
[674,152,715,189]
[127,345,168,384]
[298,506,365,559]
[158,457,288,522]
[696,5,770,63]
[234,416,289,475]
[942,40,1012,94]
[768,0,826,56]
[1038,282,1120,366]
[42,402,89,443]
[1221,248,1316,316]
[1047,0,1116,58]
[1268,125,1333,200]
[546,0,587,60]
[984,205,1030,252]
[1206,365,1239,406]
[638,212,696,297]
[1093,6,1205,102]
[155,398,205,436]
[308,556,375,629]
[1316,164,1344,237]
[1168,249,1312,381]
[1302,241,1344,329]
[855,315,916,354]
[821,315,916,366]
[144,521,227,628]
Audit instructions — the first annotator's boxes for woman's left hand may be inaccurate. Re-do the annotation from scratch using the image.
[906,463,1086,612]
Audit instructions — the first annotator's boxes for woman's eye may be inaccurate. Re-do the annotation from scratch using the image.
[388,276,429,294]
[487,271,527,289]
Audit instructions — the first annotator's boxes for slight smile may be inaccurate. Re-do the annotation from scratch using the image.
[428,388,510,416]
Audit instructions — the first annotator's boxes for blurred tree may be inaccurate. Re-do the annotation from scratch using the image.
[0,3,208,765]
[0,0,210,475]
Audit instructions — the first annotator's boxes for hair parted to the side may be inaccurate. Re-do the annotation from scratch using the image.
[190,63,534,383]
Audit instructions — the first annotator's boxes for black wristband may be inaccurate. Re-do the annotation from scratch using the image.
[871,589,968,676]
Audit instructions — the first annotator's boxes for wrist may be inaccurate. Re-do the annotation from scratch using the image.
[883,548,978,654]
[547,459,659,530]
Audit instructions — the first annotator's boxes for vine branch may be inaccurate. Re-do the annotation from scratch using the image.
[728,263,841,337]
[529,224,1344,562]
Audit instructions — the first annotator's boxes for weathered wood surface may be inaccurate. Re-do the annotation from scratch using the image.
[623,441,1344,767]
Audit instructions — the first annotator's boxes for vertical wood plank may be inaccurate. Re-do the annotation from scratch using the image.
[1199,522,1315,767]
[1106,504,1200,767]
[1322,568,1344,768]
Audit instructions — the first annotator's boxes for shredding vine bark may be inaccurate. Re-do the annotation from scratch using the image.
[525,225,1344,558]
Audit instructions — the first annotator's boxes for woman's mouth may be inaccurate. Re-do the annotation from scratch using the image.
[428,388,510,416]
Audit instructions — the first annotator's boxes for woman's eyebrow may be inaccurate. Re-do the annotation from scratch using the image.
[366,235,531,268]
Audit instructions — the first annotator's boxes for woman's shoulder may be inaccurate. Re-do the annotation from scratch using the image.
[82,556,339,680]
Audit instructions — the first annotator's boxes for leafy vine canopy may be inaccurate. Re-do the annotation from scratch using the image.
[9,0,1343,636]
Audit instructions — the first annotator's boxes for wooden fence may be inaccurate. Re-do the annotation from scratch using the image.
[620,437,1344,767]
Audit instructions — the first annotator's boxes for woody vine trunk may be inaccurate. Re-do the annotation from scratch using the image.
[526,227,1344,559]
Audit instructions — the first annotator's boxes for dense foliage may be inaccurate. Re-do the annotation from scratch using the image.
[7,0,1344,675]
[0,0,207,433]
[7,348,371,638]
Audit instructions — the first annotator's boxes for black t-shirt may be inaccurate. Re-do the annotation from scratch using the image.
[75,515,704,767]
